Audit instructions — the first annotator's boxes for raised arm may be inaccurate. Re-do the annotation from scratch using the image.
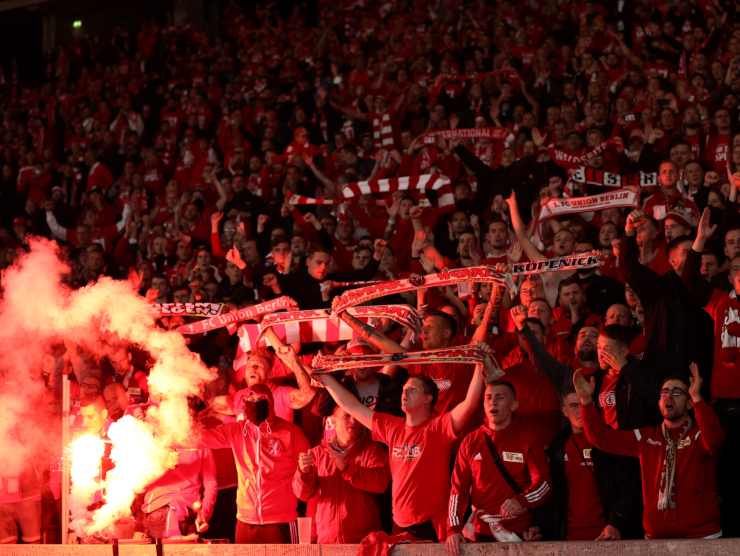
[263,328,317,409]
[470,289,499,344]
[315,372,374,430]
[338,311,404,354]
[506,192,546,262]
[448,352,490,435]
[688,363,724,454]
[574,371,640,458]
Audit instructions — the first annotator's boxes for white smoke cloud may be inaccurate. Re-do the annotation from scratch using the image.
[0,237,215,535]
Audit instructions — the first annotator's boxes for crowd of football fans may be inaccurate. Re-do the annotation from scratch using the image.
[0,0,739,546]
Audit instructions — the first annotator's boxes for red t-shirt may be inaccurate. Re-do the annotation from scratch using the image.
[598,372,619,429]
[564,432,605,540]
[372,412,457,528]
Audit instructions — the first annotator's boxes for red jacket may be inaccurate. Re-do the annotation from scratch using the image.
[448,420,551,537]
[705,289,740,400]
[292,436,390,543]
[582,400,723,539]
[201,417,309,525]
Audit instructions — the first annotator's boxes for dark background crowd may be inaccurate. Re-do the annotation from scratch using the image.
[0,0,739,547]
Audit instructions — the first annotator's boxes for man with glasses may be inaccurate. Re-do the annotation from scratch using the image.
[574,364,724,539]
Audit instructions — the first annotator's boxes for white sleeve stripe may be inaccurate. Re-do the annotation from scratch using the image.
[525,482,551,502]
[634,429,642,441]
[525,482,548,500]
[449,494,458,526]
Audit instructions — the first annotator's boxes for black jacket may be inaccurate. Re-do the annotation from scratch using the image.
[619,236,714,383]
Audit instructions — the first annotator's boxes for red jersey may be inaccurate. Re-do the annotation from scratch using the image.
[702,133,730,174]
[598,371,619,429]
[371,412,457,530]
[582,401,724,539]
[643,190,699,222]
[562,432,605,540]
[705,290,740,400]
[448,419,551,537]
[87,161,114,191]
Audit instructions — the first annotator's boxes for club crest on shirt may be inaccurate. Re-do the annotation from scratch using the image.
[502,451,524,463]
[582,448,592,460]
[599,390,616,407]
[265,437,283,456]
[392,444,422,461]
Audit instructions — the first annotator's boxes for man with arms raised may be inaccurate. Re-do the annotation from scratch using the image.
[574,365,724,539]
[315,346,498,541]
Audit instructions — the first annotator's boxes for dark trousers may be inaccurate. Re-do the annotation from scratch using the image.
[392,520,438,542]
[235,521,291,544]
[715,399,740,537]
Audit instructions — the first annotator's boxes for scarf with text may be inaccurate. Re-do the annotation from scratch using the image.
[176,296,298,335]
[538,189,639,220]
[311,344,493,373]
[235,305,420,361]
[548,138,623,171]
[331,266,508,314]
[568,165,658,189]
[153,302,224,317]
[419,127,510,144]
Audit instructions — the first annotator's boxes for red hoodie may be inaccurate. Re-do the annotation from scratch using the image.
[292,435,390,543]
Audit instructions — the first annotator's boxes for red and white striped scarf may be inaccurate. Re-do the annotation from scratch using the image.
[332,266,508,314]
[373,112,395,150]
[286,173,454,208]
[234,304,420,366]
[311,344,493,374]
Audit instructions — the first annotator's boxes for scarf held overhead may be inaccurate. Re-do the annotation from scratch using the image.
[311,344,495,374]
[331,266,508,314]
[538,189,639,220]
[153,302,224,317]
[176,296,298,335]
[286,173,454,208]
[569,166,658,188]
[234,305,420,359]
